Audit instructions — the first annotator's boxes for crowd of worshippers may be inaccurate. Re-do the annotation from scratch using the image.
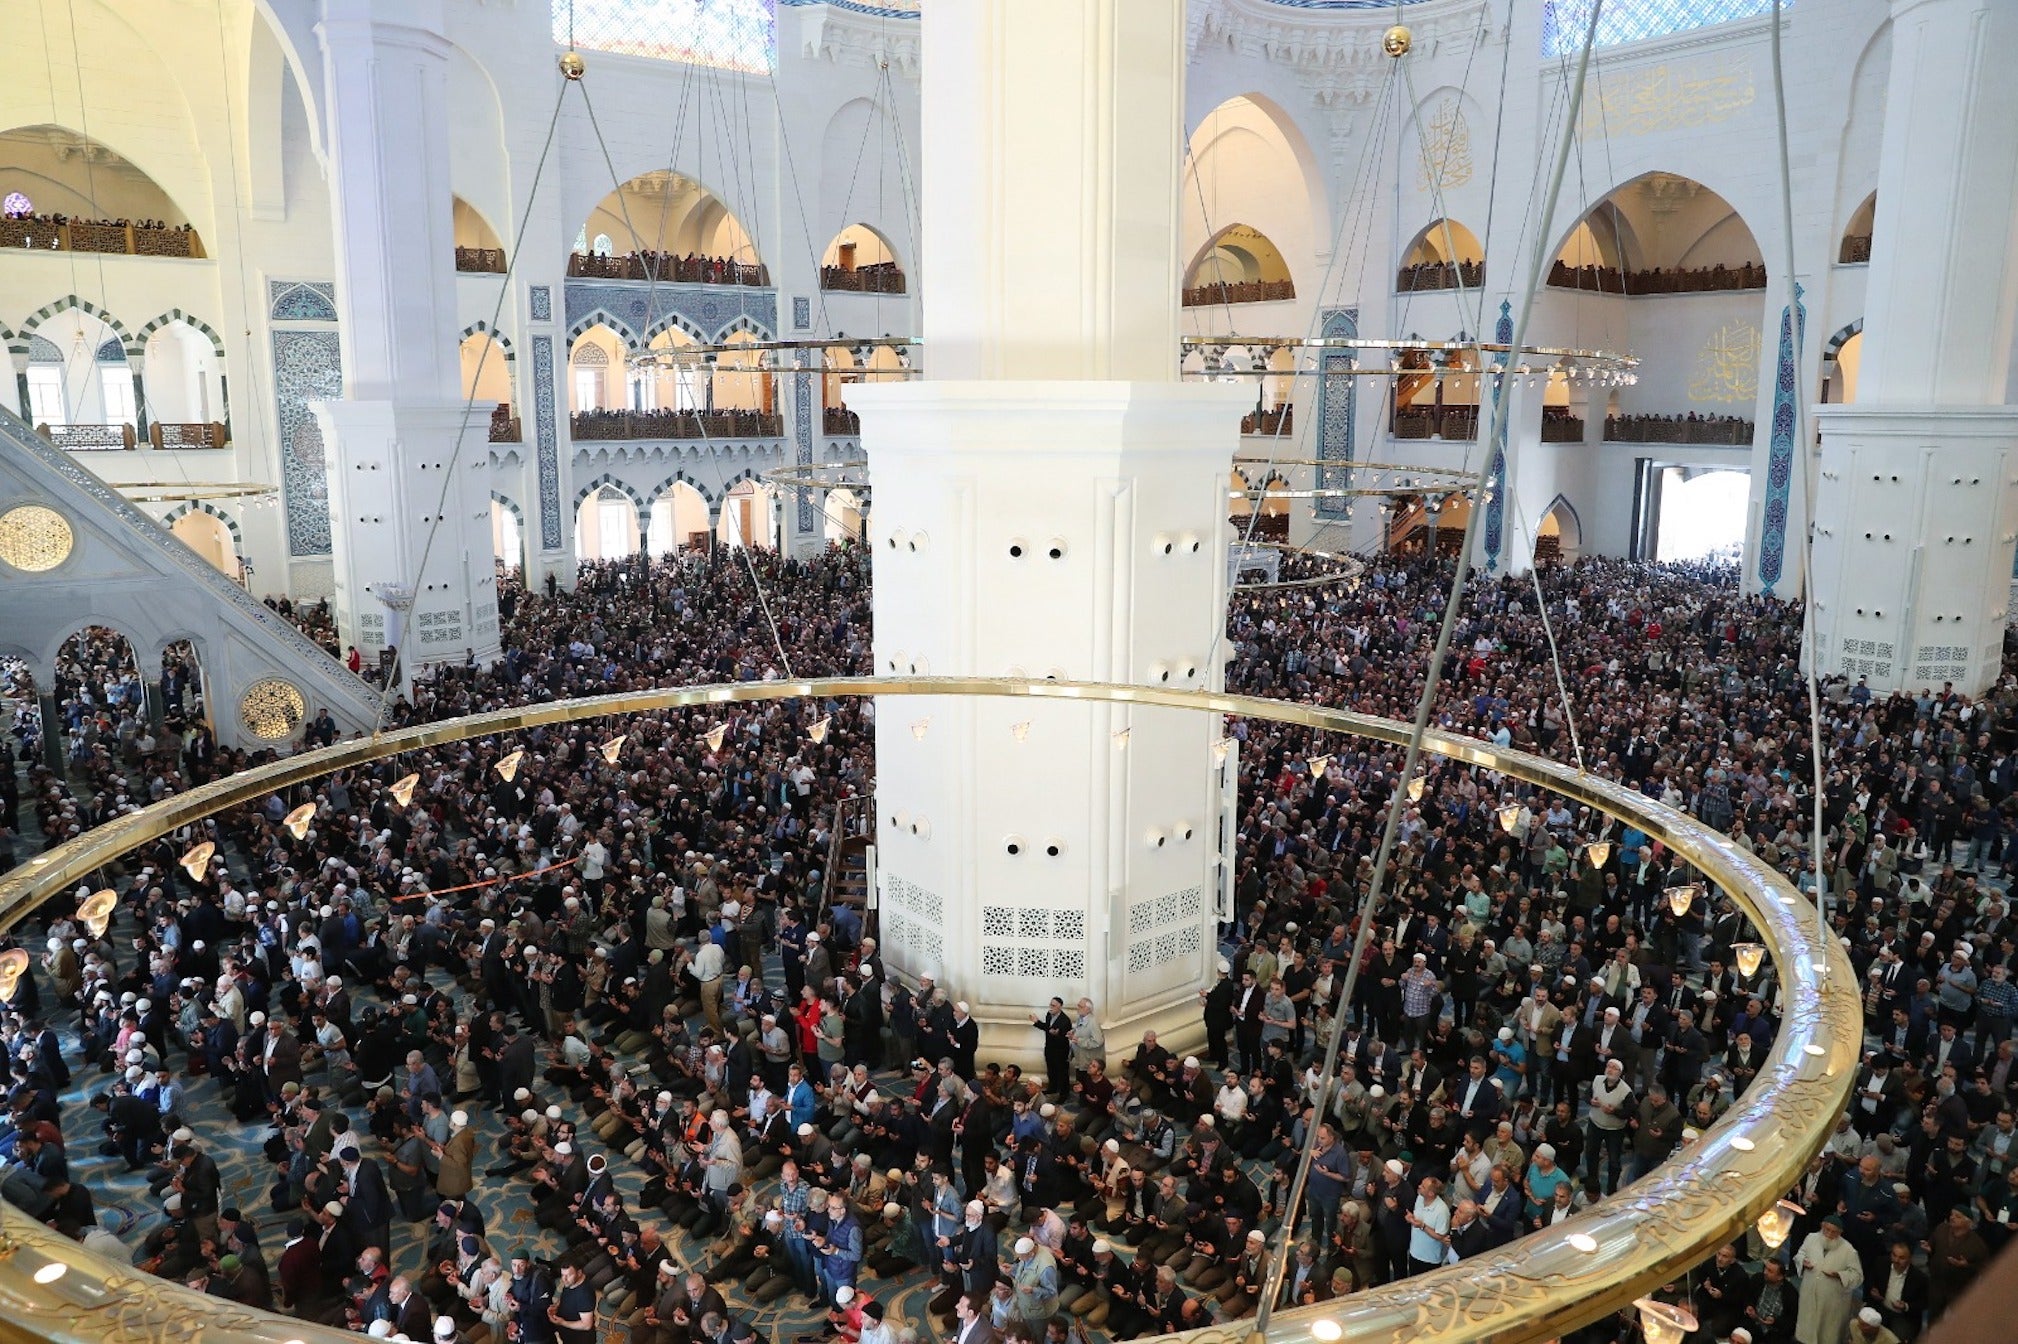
[1,549,2017,1344]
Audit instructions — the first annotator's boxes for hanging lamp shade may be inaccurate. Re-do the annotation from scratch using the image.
[0,948,30,999]
[1407,775,1426,802]
[1756,1200,1804,1249]
[78,888,118,938]
[1733,942,1766,978]
[1307,755,1332,781]
[806,718,831,745]
[1584,840,1612,868]
[283,802,316,839]
[1497,802,1522,834]
[600,735,628,764]
[1632,1299,1697,1344]
[389,772,420,807]
[495,748,525,782]
[703,724,728,754]
[178,841,215,881]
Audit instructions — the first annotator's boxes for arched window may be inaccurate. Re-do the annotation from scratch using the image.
[592,233,614,258]
[2,191,30,217]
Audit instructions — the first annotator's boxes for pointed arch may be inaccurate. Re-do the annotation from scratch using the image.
[134,310,227,360]
[19,296,137,357]
[573,472,647,514]
[1547,172,1763,287]
[713,314,775,343]
[643,471,719,509]
[1184,223,1294,290]
[567,311,641,353]
[157,499,243,542]
[459,320,515,363]
[1537,493,1582,559]
[645,313,710,347]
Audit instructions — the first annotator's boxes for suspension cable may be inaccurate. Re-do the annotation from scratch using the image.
[1252,1,1612,1328]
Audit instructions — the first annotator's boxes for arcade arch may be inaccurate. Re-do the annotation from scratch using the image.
[577,170,762,273]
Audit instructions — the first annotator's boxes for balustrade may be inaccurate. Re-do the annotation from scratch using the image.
[1181,278,1296,307]
[0,216,201,257]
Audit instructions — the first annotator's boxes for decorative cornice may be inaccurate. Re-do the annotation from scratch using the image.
[792,5,921,75]
[1194,0,1497,100]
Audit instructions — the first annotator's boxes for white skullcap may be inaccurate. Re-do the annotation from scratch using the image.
[798,1123,815,1136]
[1039,1103,1056,1118]
[1497,1027,1514,1042]
[1368,1086,1385,1099]
[1092,1240,1111,1254]
[126,1049,145,1064]
[553,1142,572,1156]
[764,1210,784,1227]
[1104,1139,1120,1154]
[1859,1309,1883,1327]
[323,1200,345,1217]
[1014,1238,1035,1255]
[172,1127,194,1144]
[804,932,819,944]
[369,1323,394,1338]
[956,1002,970,1014]
[547,1105,563,1120]
[1385,1159,1405,1176]
[125,1066,144,1082]
[966,1201,985,1219]
[434,1319,458,1340]
[514,1088,531,1101]
[521,1110,539,1124]
[835,1286,854,1305]
[450,1110,469,1128]
[1183,1056,1200,1069]
[1247,1230,1265,1242]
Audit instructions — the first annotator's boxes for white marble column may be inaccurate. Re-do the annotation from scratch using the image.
[310,0,501,667]
[1810,0,2018,695]
[853,0,1248,1066]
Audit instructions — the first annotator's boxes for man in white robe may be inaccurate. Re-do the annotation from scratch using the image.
[1794,1215,1864,1344]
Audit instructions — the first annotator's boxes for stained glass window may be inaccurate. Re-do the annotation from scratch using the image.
[552,0,776,74]
[1542,0,1789,57]
[2,191,30,217]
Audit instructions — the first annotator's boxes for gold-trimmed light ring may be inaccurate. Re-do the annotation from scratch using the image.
[115,482,280,505]
[0,677,1858,1344]
[1229,541,1366,591]
[760,460,873,494]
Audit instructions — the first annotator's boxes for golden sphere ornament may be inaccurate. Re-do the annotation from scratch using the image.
[1383,24,1413,58]
[559,50,586,80]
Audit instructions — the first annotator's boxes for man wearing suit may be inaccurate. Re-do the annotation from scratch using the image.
[1450,1057,1501,1136]
[1925,1022,1975,1078]
[260,1017,303,1098]
[948,1292,997,1344]
[1865,1238,1929,1341]
[1520,989,1565,1107]
[1033,1000,1073,1096]
[1623,986,1670,1093]
[1232,971,1265,1072]
[956,1204,999,1305]
[338,1140,395,1260]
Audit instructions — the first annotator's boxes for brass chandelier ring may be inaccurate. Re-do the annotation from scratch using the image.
[0,677,1857,1344]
